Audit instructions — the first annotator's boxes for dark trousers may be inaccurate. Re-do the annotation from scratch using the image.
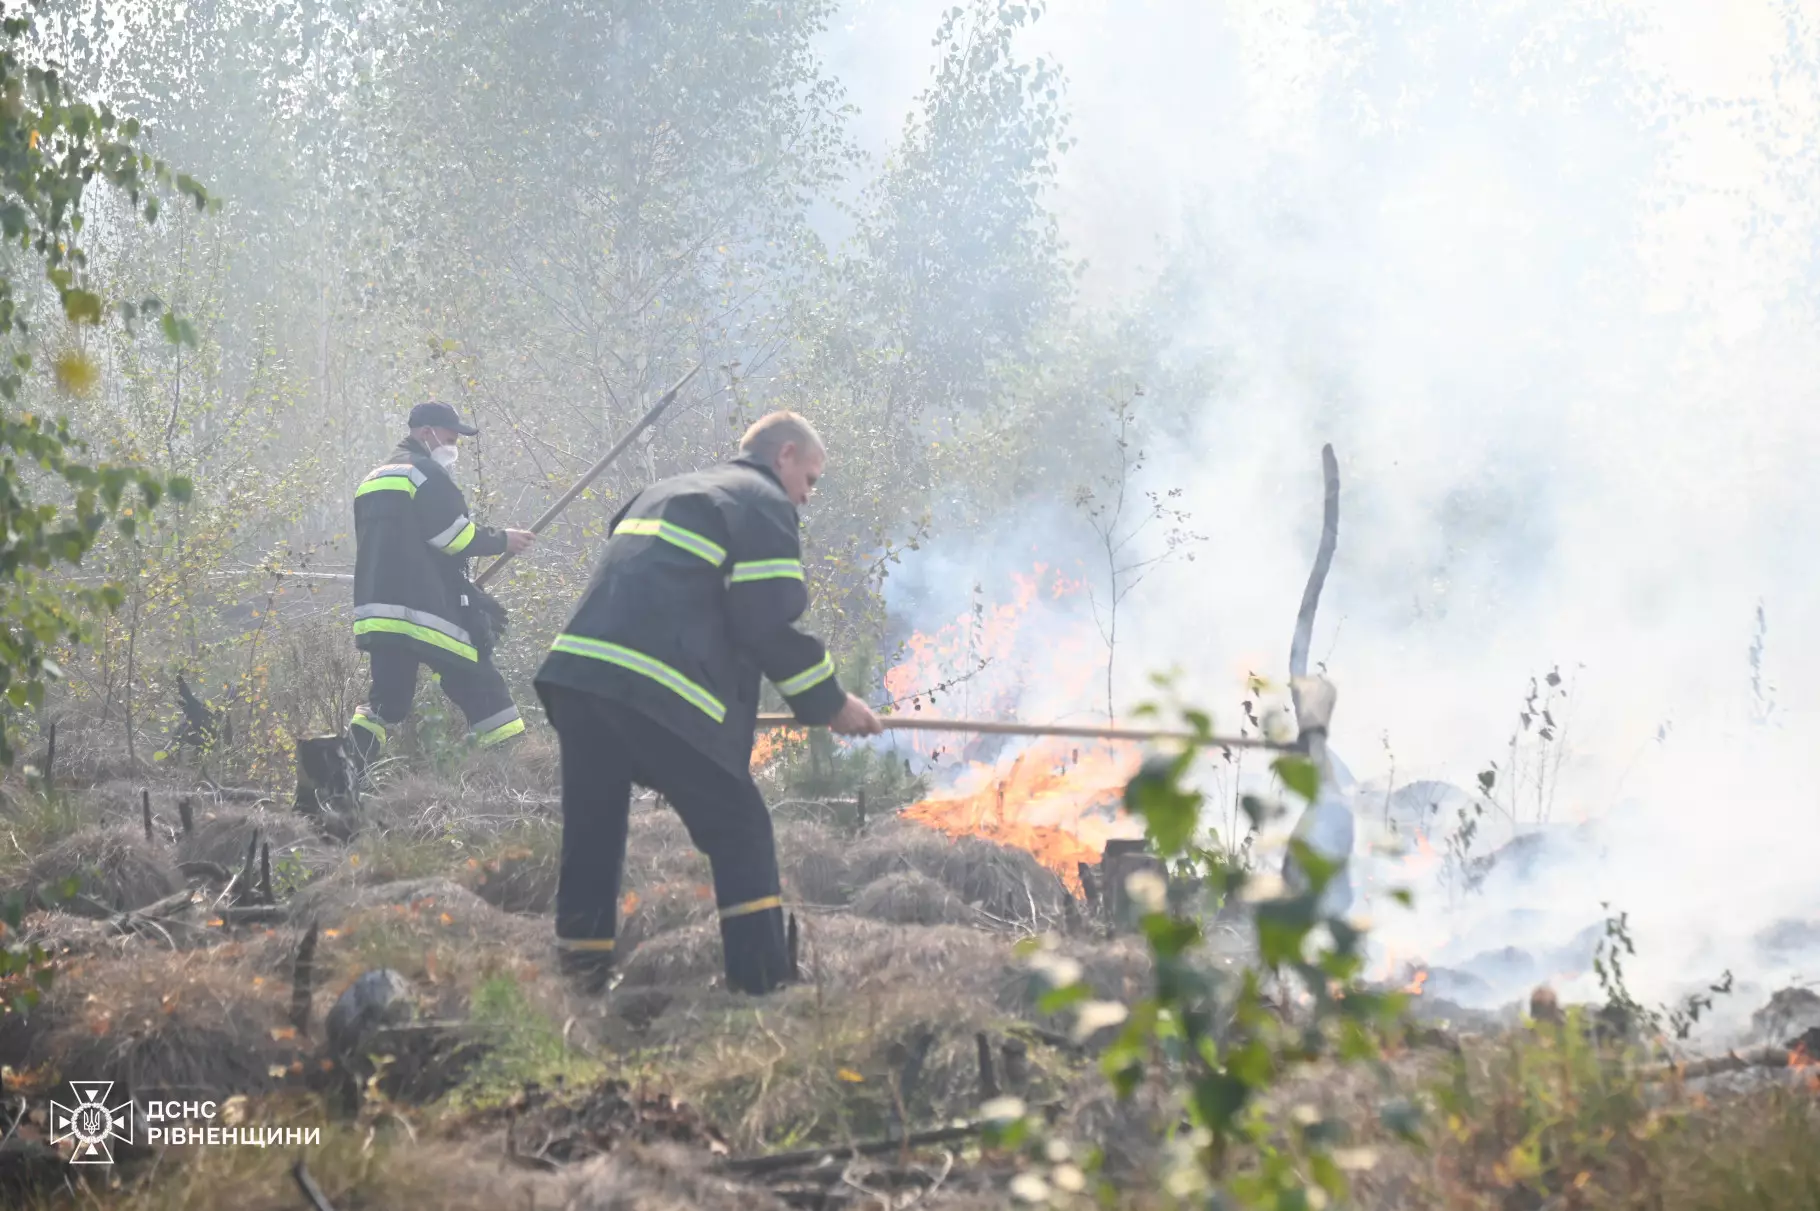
[347,645,523,771]
[545,684,790,996]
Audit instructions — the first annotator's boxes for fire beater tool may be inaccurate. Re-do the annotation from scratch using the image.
[474,362,702,588]
[754,712,1306,751]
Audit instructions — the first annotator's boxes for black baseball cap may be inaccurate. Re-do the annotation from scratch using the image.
[407,399,479,436]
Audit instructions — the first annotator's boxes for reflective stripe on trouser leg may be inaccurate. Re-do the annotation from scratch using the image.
[555,936,615,991]
[348,709,387,771]
[549,686,633,969]
[432,654,521,746]
[720,895,783,919]
[468,705,524,748]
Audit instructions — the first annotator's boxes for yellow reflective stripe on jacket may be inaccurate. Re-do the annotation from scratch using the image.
[719,895,782,919]
[556,937,616,952]
[354,617,478,662]
[729,558,804,583]
[354,603,473,645]
[428,514,478,553]
[443,522,477,554]
[615,516,727,565]
[775,655,834,697]
[350,712,387,742]
[355,475,418,499]
[549,634,727,723]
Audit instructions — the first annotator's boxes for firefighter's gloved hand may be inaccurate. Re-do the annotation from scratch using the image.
[827,694,883,736]
[504,529,535,554]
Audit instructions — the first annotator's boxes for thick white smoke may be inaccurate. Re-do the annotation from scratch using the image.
[827,0,1820,1039]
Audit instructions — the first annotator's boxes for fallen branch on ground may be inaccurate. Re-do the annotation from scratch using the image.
[291,1157,338,1211]
[216,904,285,925]
[720,1122,985,1178]
[95,888,199,937]
[1650,1047,1798,1082]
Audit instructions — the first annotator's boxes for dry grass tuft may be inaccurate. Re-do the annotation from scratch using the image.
[26,946,310,1103]
[459,822,560,915]
[549,1140,794,1210]
[175,806,329,872]
[617,920,725,991]
[14,824,184,911]
[619,883,719,951]
[793,916,1016,1006]
[28,1121,785,1211]
[775,817,857,906]
[848,820,1072,925]
[851,870,978,927]
[295,876,551,962]
[621,802,713,890]
[638,954,1022,1151]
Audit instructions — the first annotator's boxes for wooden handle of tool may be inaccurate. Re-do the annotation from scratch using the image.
[474,362,702,588]
[754,713,1290,751]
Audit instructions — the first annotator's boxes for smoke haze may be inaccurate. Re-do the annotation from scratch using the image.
[839,1,1820,1033]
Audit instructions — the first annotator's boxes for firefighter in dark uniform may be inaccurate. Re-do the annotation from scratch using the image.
[533,411,882,995]
[345,400,537,773]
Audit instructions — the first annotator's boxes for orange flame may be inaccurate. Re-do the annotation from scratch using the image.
[751,727,803,773]
[1403,969,1428,996]
[1790,1043,1820,1093]
[881,564,1098,764]
[901,737,1143,895]
[883,565,1149,893]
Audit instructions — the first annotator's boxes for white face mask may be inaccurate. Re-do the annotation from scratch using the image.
[430,444,459,469]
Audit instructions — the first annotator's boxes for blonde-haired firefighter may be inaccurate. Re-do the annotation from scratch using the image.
[534,410,882,995]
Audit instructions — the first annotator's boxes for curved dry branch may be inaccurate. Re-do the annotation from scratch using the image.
[1289,444,1340,681]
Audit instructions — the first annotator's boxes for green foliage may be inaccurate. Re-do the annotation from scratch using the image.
[1592,903,1735,1044]
[986,688,1413,1208]
[0,5,216,1031]
[1430,1008,1669,1205]
[438,973,605,1114]
[0,869,76,1018]
[0,4,213,768]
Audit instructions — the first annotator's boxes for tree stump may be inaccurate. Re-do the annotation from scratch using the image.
[1099,838,1167,930]
[294,735,359,840]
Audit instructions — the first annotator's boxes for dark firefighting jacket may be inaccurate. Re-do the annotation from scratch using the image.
[532,455,848,780]
[351,437,511,666]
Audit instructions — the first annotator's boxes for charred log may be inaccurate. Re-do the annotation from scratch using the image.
[173,673,222,753]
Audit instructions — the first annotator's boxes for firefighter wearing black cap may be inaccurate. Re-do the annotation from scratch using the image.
[345,400,537,773]
[534,410,882,996]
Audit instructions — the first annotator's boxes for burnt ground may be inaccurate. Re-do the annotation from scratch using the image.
[0,738,1813,1210]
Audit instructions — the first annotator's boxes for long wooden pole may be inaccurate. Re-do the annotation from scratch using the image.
[474,363,702,587]
[754,712,1296,751]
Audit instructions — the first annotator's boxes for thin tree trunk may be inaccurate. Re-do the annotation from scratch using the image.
[124,568,142,770]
